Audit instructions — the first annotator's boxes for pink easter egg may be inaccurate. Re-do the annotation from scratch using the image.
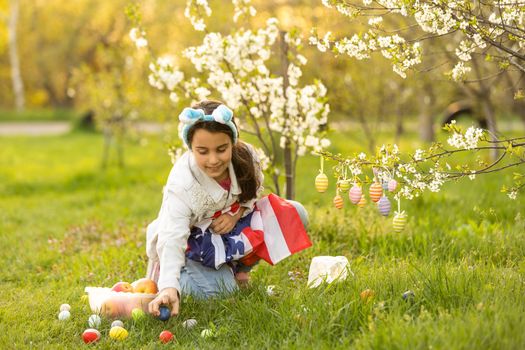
[388,179,398,192]
[349,185,362,204]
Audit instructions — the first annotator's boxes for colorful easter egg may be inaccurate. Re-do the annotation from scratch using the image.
[360,289,375,302]
[182,318,198,329]
[388,179,398,192]
[131,308,146,322]
[159,330,174,343]
[369,182,383,202]
[82,328,101,344]
[59,304,71,312]
[333,194,344,209]
[377,196,391,216]
[357,195,366,208]
[382,181,389,191]
[88,314,101,328]
[338,180,350,193]
[111,320,124,328]
[58,310,70,321]
[349,185,362,204]
[201,328,215,338]
[158,306,170,322]
[402,290,415,301]
[109,326,128,340]
[393,212,407,232]
[315,173,329,193]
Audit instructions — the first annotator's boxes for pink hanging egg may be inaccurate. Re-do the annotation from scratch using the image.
[369,182,383,202]
[333,194,344,209]
[349,185,362,204]
[377,196,391,216]
[388,179,398,192]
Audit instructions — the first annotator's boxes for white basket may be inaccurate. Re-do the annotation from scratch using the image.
[84,287,157,319]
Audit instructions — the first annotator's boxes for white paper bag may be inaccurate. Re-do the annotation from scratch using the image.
[307,256,352,288]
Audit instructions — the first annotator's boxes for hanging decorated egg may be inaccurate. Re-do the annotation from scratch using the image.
[338,180,350,193]
[388,179,398,192]
[82,329,101,344]
[369,182,383,202]
[377,196,391,216]
[349,185,362,204]
[357,195,366,208]
[333,194,344,209]
[315,173,329,193]
[393,211,407,232]
[382,181,389,191]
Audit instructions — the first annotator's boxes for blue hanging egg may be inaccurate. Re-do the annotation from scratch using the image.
[377,196,391,216]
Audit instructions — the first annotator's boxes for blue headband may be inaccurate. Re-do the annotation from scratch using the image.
[179,104,238,147]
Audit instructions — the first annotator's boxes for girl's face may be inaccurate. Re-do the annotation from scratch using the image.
[191,129,233,181]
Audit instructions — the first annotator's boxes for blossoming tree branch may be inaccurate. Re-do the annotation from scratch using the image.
[311,0,525,83]
[127,0,330,199]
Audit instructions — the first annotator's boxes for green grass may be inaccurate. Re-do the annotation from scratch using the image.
[0,108,80,122]
[0,128,524,349]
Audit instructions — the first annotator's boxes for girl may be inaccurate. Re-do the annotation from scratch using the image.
[146,100,310,317]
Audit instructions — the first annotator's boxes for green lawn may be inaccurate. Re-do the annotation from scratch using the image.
[0,128,524,349]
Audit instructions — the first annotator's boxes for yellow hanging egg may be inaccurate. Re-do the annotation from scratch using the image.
[393,212,407,232]
[315,173,329,193]
[109,326,129,340]
[338,180,350,193]
[357,194,366,208]
[333,194,344,209]
[369,182,383,202]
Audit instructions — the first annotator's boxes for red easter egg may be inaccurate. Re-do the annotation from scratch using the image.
[82,329,101,344]
[159,330,174,343]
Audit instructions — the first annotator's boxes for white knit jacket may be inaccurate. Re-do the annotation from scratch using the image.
[146,144,263,292]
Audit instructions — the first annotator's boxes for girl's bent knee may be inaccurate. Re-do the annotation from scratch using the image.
[286,200,309,229]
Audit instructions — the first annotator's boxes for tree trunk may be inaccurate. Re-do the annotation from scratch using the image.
[480,96,499,160]
[280,30,294,200]
[418,79,435,142]
[8,0,25,111]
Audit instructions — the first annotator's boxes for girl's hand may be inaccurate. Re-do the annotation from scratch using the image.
[210,213,239,235]
[148,287,179,317]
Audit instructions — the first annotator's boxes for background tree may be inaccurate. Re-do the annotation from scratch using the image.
[130,1,330,199]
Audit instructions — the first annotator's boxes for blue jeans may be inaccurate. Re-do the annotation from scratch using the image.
[179,200,309,298]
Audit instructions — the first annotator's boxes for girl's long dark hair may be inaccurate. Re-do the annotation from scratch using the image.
[187,100,260,203]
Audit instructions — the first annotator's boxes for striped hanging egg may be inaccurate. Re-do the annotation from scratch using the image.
[377,196,391,216]
[333,194,344,209]
[369,182,383,202]
[393,212,407,232]
[349,185,362,204]
[357,194,366,208]
[382,181,389,191]
[338,180,351,193]
[315,173,329,193]
[388,179,398,192]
